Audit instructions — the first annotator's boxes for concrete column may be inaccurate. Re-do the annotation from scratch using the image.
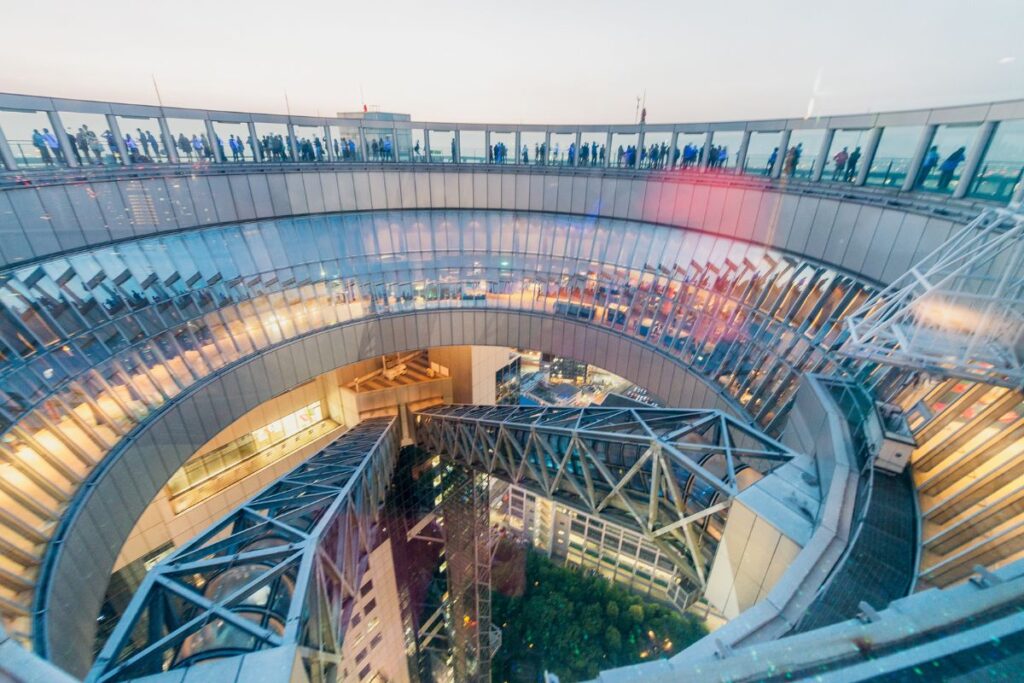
[543,130,551,165]
[901,124,937,192]
[106,114,131,166]
[669,129,679,169]
[574,129,582,167]
[952,121,997,199]
[514,129,521,165]
[771,129,791,179]
[47,111,77,167]
[636,129,645,169]
[204,119,223,163]
[245,121,260,162]
[811,128,836,182]
[854,127,882,186]
[0,123,18,170]
[701,130,714,169]
[323,124,334,162]
[453,129,460,163]
[424,128,432,163]
[604,130,612,168]
[392,125,399,162]
[286,123,300,162]
[735,130,751,175]
[485,130,492,164]
[160,117,179,164]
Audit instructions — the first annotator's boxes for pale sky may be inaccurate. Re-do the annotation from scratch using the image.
[1,0,1022,124]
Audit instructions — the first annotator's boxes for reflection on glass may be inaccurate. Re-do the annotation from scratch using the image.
[459,130,486,163]
[579,132,606,167]
[915,123,977,194]
[641,132,672,169]
[428,130,455,163]
[211,121,256,163]
[782,129,824,179]
[821,129,870,183]
[969,119,1024,201]
[0,109,68,168]
[675,132,705,169]
[166,117,216,164]
[743,131,781,176]
[611,133,638,168]
[865,125,922,187]
[708,131,742,170]
[489,131,515,164]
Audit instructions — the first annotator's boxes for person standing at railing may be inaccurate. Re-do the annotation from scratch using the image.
[31,129,52,165]
[66,130,82,165]
[832,147,849,181]
[916,145,939,188]
[87,127,103,163]
[178,133,192,161]
[146,130,161,159]
[938,147,966,190]
[767,147,778,175]
[43,128,63,164]
[845,146,861,182]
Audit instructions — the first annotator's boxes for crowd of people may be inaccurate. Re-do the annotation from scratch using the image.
[916,145,967,190]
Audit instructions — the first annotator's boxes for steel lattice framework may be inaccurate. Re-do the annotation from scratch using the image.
[414,405,795,589]
[87,417,399,683]
[843,207,1024,388]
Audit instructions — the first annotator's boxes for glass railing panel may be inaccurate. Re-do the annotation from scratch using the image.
[165,116,216,164]
[211,121,257,163]
[329,124,362,162]
[520,131,545,165]
[1,108,69,169]
[969,119,1024,202]
[58,111,124,167]
[579,132,606,167]
[254,121,292,162]
[611,132,639,168]
[458,130,486,164]
[116,115,171,164]
[641,132,672,170]
[675,132,705,169]
[427,129,455,163]
[821,128,871,183]
[488,131,515,165]
[292,124,327,162]
[782,129,824,179]
[915,122,979,194]
[865,124,923,188]
[363,127,395,162]
[709,131,743,170]
[549,132,575,167]
[742,131,782,176]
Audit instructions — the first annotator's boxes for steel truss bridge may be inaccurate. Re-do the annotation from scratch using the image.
[414,404,796,590]
[87,418,399,683]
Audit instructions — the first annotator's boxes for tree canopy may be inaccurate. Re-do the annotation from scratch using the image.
[491,552,707,682]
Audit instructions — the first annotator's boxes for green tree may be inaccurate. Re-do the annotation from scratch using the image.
[628,604,645,623]
[605,624,622,651]
[605,600,620,620]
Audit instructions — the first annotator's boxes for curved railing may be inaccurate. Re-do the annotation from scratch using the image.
[1,92,1021,206]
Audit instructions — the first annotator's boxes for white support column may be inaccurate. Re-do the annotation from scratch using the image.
[734,130,751,175]
[485,130,492,164]
[771,130,791,179]
[952,121,997,199]
[323,124,334,162]
[47,111,77,167]
[636,128,645,169]
[245,121,260,162]
[604,130,612,168]
[901,124,937,192]
[855,127,882,186]
[574,129,582,167]
[106,114,131,166]
[669,129,679,169]
[514,129,521,165]
[811,128,835,182]
[287,123,301,162]
[391,125,399,162]
[423,128,432,163]
[204,119,223,163]
[453,129,460,164]
[543,130,551,165]
[160,117,179,164]
[0,123,18,170]
[701,130,714,169]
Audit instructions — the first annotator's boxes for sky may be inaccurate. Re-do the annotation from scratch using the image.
[0,0,1022,124]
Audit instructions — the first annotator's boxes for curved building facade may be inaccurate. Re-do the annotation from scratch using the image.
[0,92,1022,680]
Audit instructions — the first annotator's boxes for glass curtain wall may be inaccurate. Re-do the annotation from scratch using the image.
[57,111,121,167]
[743,131,782,176]
[865,125,923,188]
[0,109,69,168]
[969,119,1024,201]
